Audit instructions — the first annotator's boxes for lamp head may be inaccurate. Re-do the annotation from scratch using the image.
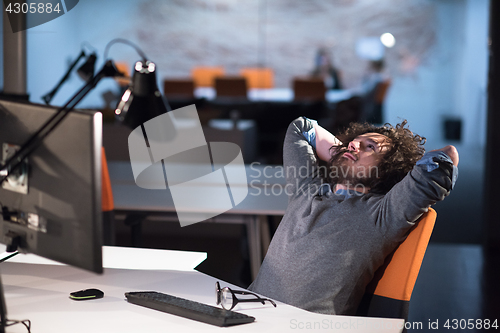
[115,61,168,129]
[77,53,97,82]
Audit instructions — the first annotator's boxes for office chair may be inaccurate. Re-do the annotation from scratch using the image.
[114,62,131,88]
[332,96,363,132]
[163,79,195,98]
[356,208,436,323]
[191,66,225,87]
[368,79,391,124]
[292,77,326,101]
[214,76,248,98]
[240,68,274,89]
[374,79,391,104]
[101,147,115,245]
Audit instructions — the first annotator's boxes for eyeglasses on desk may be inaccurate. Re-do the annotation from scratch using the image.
[215,281,277,311]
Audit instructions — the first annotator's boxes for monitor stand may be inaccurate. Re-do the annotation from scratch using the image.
[0,271,6,333]
[0,246,20,332]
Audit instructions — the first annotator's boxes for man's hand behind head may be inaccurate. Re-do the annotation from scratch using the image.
[430,145,459,166]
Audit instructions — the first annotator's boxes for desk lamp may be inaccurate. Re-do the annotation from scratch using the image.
[41,43,98,105]
[76,52,97,82]
[115,60,170,129]
[0,59,120,185]
[0,38,160,187]
[41,50,87,104]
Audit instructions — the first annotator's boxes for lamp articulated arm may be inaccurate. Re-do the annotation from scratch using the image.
[0,60,120,185]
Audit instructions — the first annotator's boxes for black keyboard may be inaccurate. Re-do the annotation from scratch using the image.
[125,291,255,327]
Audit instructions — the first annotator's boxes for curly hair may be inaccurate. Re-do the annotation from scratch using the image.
[328,120,426,194]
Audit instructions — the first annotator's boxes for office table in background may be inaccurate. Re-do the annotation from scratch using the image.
[194,87,353,103]
[1,247,404,333]
[109,161,289,280]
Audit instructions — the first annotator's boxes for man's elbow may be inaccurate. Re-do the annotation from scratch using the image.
[443,145,459,166]
[429,145,459,166]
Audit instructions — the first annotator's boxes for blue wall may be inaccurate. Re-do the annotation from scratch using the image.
[385,0,488,148]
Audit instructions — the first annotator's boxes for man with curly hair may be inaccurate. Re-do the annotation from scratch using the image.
[327,120,428,194]
[248,117,458,316]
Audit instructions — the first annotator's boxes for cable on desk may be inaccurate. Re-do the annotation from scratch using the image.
[5,319,32,332]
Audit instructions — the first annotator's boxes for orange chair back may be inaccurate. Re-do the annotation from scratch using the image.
[369,208,435,300]
[114,62,131,87]
[357,208,436,320]
[101,147,114,212]
[240,68,274,89]
[191,66,225,87]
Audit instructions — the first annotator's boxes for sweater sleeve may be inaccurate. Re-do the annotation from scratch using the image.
[375,150,458,239]
[282,117,327,200]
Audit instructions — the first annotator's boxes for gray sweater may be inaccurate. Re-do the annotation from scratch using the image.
[248,117,456,315]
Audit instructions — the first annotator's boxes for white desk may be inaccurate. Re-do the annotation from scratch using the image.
[0,244,207,272]
[109,162,288,280]
[0,248,404,333]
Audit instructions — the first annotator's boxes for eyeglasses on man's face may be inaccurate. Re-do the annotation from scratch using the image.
[215,281,277,311]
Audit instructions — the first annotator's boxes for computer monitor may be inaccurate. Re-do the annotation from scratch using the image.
[0,99,103,273]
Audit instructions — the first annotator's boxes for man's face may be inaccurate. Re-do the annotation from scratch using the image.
[342,132,391,172]
[331,132,392,187]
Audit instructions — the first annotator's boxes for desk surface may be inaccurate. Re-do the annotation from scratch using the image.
[1,258,404,333]
[1,245,207,271]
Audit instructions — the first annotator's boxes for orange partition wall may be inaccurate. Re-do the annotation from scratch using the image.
[240,68,274,89]
[191,66,225,87]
